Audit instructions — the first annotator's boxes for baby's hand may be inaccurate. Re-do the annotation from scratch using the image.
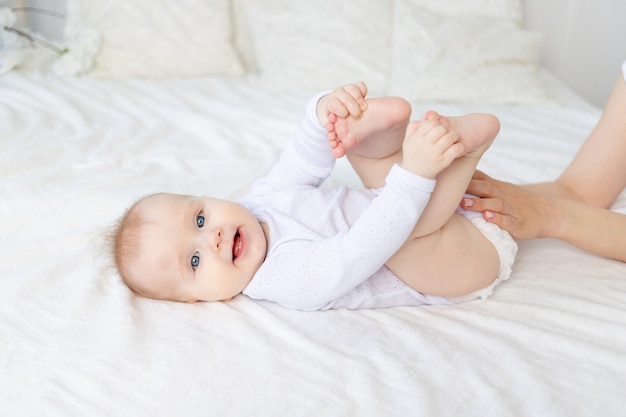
[401,111,465,179]
[316,82,368,128]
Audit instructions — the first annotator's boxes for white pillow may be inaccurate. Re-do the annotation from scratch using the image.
[65,0,244,78]
[388,0,547,104]
[234,0,392,93]
[405,0,523,21]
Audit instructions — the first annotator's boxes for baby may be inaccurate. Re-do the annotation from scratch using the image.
[113,82,517,310]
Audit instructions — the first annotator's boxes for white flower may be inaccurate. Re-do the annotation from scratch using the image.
[73,28,100,53]
[0,48,31,75]
[53,28,101,76]
[1,7,100,76]
[0,7,17,27]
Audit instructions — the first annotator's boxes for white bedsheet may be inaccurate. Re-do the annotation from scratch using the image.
[1,70,626,416]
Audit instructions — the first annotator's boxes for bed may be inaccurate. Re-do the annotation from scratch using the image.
[2,0,626,416]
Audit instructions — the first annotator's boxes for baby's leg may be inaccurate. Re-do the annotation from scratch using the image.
[327,96,412,159]
[385,112,502,297]
[334,97,414,189]
[386,214,501,297]
[407,112,500,237]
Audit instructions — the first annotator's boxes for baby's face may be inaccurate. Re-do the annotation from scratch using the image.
[133,193,267,302]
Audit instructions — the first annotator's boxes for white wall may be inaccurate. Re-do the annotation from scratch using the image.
[523,0,626,108]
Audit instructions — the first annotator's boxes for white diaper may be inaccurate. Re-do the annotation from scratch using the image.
[446,217,518,303]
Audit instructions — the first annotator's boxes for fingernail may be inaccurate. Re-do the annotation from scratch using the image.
[485,211,494,219]
[463,198,473,207]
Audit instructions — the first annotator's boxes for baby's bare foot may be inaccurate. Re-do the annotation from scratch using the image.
[327,97,412,158]
[424,110,500,157]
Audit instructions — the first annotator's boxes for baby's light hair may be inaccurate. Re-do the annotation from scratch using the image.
[111,196,150,297]
[110,193,192,302]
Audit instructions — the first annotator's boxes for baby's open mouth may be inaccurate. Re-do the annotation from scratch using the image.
[232,230,242,261]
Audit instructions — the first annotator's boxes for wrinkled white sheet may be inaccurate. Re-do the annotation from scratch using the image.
[1,71,626,417]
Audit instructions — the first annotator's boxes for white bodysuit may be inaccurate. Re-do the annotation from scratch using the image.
[240,92,516,311]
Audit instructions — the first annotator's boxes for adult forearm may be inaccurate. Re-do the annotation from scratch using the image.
[522,181,582,201]
[550,198,626,262]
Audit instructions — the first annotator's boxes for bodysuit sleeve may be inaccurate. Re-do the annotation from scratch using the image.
[244,164,436,311]
[245,91,335,198]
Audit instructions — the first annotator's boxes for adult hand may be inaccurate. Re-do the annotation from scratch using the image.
[460,170,553,240]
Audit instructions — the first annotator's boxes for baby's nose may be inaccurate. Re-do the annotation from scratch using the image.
[210,228,223,252]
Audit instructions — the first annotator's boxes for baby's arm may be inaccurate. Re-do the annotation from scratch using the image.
[402,112,465,179]
[247,84,371,197]
[247,118,466,310]
[249,166,436,310]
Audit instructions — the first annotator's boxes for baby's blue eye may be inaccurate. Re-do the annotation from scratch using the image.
[191,253,200,269]
[196,213,205,228]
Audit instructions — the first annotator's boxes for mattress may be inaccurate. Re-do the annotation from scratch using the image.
[1,69,626,417]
